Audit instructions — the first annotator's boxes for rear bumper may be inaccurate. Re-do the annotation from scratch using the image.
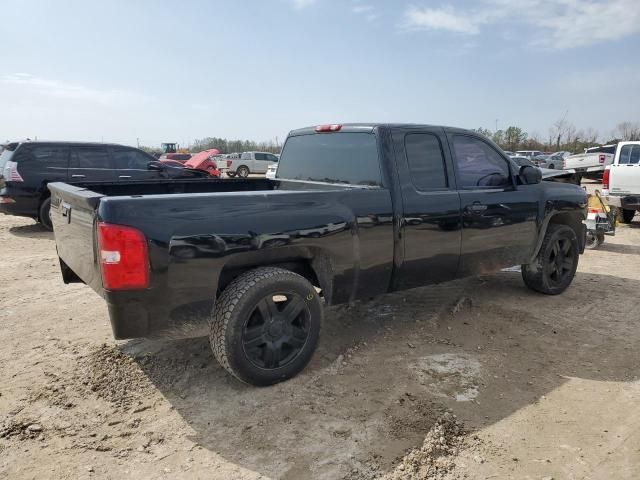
[606,195,640,210]
[105,290,211,340]
[0,200,38,218]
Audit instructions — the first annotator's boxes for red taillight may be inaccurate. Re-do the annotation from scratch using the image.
[315,124,342,133]
[226,160,232,168]
[599,154,605,164]
[603,168,610,189]
[4,161,24,182]
[97,222,149,290]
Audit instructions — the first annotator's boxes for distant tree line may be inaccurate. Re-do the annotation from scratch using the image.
[473,120,640,153]
[191,137,281,154]
[138,121,640,156]
[139,137,281,156]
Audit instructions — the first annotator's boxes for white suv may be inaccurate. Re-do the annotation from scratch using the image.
[227,152,278,178]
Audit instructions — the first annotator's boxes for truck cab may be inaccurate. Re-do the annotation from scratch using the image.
[604,141,640,223]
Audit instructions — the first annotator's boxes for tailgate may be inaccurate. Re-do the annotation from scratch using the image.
[610,163,640,195]
[48,182,105,293]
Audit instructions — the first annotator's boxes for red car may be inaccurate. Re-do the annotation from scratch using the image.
[184,149,221,177]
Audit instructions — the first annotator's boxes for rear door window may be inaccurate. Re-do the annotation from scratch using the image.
[404,133,448,191]
[69,148,110,169]
[277,132,382,186]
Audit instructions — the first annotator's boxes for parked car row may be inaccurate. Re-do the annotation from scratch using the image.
[0,141,213,230]
[507,146,616,183]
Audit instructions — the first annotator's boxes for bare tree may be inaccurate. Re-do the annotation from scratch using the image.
[550,114,571,149]
[615,121,640,141]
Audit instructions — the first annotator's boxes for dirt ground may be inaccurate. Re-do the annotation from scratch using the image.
[1,191,639,480]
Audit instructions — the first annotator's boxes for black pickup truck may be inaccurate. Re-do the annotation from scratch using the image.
[49,124,587,386]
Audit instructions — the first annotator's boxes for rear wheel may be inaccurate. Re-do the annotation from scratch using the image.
[621,209,636,224]
[522,224,579,295]
[237,166,250,178]
[226,171,236,178]
[39,197,53,231]
[585,231,605,250]
[210,267,322,386]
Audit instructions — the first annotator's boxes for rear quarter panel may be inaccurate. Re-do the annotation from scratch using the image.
[96,186,394,338]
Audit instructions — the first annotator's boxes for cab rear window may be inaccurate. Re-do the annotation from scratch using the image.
[277,133,381,186]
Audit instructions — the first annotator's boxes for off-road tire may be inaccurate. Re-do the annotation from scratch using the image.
[621,209,636,224]
[39,197,53,231]
[522,224,579,295]
[210,267,322,386]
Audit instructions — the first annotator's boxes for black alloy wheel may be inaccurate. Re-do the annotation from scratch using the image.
[242,292,310,369]
[544,235,576,287]
[210,267,323,386]
[522,224,579,295]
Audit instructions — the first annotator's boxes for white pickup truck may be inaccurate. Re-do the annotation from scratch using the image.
[603,141,640,223]
[560,145,616,180]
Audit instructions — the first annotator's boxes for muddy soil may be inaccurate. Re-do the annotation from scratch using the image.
[1,204,639,479]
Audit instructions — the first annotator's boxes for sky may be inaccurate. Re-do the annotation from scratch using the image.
[1,0,639,148]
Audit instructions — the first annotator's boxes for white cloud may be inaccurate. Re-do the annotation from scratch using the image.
[401,0,640,49]
[352,5,373,14]
[402,5,480,34]
[291,0,316,9]
[1,73,147,106]
[351,1,380,23]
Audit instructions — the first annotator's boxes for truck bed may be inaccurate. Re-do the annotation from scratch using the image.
[48,177,389,338]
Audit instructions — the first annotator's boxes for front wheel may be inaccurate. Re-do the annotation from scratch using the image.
[522,224,579,295]
[621,209,636,224]
[210,267,322,386]
[39,197,53,231]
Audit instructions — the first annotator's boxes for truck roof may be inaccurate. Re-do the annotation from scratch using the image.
[289,123,471,136]
[5,140,129,148]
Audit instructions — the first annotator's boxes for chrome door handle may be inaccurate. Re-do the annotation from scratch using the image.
[119,175,132,179]
[71,174,86,178]
[467,203,488,212]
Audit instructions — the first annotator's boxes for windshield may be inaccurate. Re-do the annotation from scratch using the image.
[277,132,382,186]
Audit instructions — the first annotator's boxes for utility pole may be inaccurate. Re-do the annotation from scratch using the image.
[495,119,498,132]
[137,137,140,148]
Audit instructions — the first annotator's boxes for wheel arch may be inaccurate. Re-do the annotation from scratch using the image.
[530,211,585,262]
[216,247,335,303]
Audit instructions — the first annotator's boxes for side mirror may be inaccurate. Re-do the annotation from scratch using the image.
[147,161,165,171]
[519,165,542,185]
